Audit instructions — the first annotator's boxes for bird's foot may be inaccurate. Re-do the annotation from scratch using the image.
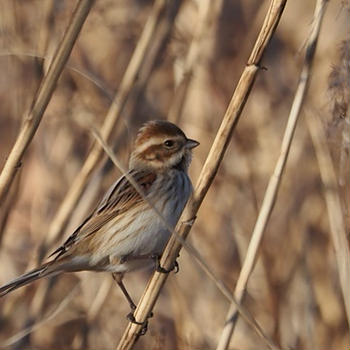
[126,310,153,336]
[152,254,179,274]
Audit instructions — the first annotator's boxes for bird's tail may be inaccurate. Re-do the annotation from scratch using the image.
[0,262,54,297]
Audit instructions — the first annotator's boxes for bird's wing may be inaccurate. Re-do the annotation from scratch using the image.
[50,169,157,259]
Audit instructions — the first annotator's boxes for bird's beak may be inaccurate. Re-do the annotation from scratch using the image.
[185,138,200,149]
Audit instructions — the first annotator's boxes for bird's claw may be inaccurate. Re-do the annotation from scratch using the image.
[152,254,179,274]
[127,312,144,325]
[126,311,153,336]
[156,260,179,274]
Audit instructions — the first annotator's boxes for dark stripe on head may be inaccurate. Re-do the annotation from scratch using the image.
[135,120,186,147]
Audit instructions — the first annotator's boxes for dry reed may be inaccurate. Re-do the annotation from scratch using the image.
[217,0,329,348]
[0,0,348,349]
[118,0,286,348]
[0,0,94,204]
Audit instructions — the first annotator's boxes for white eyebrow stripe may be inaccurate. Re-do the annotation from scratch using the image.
[136,135,183,153]
[136,137,164,153]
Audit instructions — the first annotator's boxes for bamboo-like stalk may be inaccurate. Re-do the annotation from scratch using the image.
[168,0,212,124]
[306,109,350,328]
[0,0,94,205]
[113,0,183,125]
[216,1,328,349]
[0,172,20,244]
[117,1,287,349]
[69,4,184,345]
[39,0,170,257]
[17,0,182,336]
[1,0,95,321]
[92,129,279,350]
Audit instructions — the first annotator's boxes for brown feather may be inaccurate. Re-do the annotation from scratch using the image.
[50,170,157,260]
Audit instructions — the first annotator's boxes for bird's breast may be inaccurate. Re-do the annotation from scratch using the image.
[99,170,192,269]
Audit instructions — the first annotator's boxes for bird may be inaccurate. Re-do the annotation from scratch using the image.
[0,120,199,325]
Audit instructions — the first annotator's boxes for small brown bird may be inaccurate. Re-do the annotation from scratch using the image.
[0,120,199,323]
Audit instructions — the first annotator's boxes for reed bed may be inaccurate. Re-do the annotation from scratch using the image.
[0,0,349,349]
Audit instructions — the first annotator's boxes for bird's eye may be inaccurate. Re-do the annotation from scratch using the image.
[164,140,175,148]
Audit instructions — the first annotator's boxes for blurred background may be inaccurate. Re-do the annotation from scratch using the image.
[0,0,349,349]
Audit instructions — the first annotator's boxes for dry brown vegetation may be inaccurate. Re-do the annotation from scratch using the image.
[0,0,349,349]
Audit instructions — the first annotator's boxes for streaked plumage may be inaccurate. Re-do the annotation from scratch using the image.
[0,120,199,310]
